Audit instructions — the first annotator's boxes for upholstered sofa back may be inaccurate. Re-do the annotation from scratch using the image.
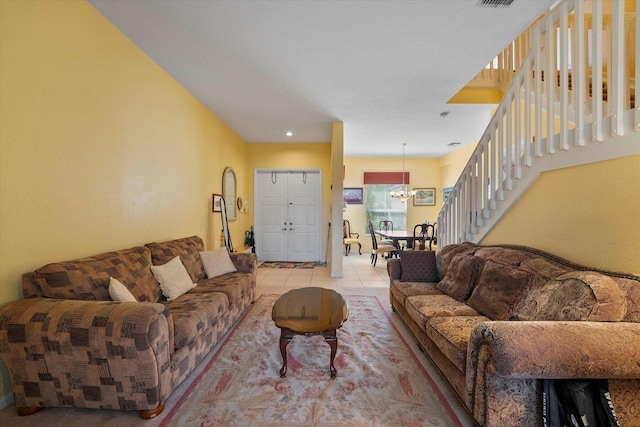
[22,235,211,304]
[432,243,640,323]
[23,246,161,302]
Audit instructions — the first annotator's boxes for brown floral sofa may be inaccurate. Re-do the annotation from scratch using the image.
[388,242,640,427]
[0,235,256,418]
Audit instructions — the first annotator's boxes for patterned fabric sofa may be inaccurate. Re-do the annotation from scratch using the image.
[0,235,256,418]
[388,242,640,427]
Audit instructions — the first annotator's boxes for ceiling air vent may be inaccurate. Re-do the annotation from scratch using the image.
[477,0,516,7]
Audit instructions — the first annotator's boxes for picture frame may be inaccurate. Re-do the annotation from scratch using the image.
[413,188,436,206]
[212,193,223,212]
[343,187,363,204]
[443,186,453,202]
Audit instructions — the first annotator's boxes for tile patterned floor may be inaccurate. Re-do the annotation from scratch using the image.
[257,253,391,295]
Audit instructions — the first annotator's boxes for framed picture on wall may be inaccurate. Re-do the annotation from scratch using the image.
[343,187,363,204]
[413,188,436,206]
[212,193,223,212]
[443,186,453,201]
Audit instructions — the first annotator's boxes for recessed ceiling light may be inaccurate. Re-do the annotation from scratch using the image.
[440,111,450,118]
[447,142,462,146]
[285,131,293,137]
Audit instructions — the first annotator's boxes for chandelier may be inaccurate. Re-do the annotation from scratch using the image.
[390,143,416,202]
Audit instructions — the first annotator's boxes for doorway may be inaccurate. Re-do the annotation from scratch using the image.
[254,169,322,262]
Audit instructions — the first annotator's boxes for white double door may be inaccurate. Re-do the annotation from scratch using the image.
[254,169,322,262]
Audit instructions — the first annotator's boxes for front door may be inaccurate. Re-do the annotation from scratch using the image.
[255,170,322,262]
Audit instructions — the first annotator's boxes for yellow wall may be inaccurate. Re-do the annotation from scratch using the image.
[0,0,251,396]
[438,142,478,190]
[482,155,640,274]
[343,157,441,249]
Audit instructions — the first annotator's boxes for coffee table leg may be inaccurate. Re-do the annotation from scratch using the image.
[279,329,290,378]
[324,329,338,378]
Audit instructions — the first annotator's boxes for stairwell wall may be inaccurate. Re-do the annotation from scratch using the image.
[481,154,640,274]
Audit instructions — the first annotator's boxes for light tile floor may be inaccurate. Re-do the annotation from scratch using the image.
[257,252,391,295]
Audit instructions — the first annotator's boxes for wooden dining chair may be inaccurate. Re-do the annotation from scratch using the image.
[430,222,437,250]
[377,220,395,246]
[369,221,396,266]
[412,223,435,250]
[343,219,361,256]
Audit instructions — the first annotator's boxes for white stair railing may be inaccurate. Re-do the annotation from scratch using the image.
[438,0,639,247]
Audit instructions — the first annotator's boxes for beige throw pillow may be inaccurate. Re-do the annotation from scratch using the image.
[150,256,197,300]
[199,248,237,278]
[108,277,138,302]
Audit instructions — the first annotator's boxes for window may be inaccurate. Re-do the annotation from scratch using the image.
[365,184,407,233]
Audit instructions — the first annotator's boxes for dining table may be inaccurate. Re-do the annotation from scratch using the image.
[375,230,418,249]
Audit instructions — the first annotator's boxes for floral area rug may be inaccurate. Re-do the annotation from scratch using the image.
[160,295,463,427]
[259,261,317,268]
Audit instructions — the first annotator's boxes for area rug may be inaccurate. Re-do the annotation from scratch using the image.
[159,295,464,427]
[259,261,316,268]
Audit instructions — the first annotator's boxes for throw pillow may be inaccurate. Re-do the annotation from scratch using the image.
[146,236,207,282]
[200,248,237,278]
[467,259,533,320]
[435,242,477,280]
[400,250,438,282]
[436,254,484,301]
[108,277,137,302]
[150,256,197,300]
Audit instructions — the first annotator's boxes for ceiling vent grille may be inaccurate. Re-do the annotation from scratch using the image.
[477,0,516,7]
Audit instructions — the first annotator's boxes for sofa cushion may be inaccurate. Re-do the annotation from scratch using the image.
[146,236,206,282]
[512,271,627,322]
[435,242,478,280]
[151,256,197,301]
[400,250,438,282]
[390,281,441,307]
[616,276,640,322]
[467,259,533,320]
[190,272,254,309]
[405,294,480,329]
[518,257,570,280]
[425,316,490,372]
[200,248,237,278]
[436,254,484,301]
[34,246,161,302]
[163,292,230,349]
[473,246,536,266]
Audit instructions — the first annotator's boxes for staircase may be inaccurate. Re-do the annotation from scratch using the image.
[438,0,640,247]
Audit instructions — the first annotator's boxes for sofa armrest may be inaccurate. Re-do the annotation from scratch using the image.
[387,258,401,281]
[0,298,173,411]
[230,252,258,275]
[467,321,640,379]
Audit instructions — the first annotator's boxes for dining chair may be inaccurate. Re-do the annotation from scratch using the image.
[412,223,435,250]
[430,222,437,250]
[377,220,395,246]
[343,220,362,256]
[368,221,396,266]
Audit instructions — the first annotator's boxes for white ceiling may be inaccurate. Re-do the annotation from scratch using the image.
[89,0,555,158]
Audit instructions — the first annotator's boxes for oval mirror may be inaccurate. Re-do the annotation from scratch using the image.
[222,167,237,221]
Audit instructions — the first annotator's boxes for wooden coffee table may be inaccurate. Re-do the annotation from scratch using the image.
[272,287,349,378]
